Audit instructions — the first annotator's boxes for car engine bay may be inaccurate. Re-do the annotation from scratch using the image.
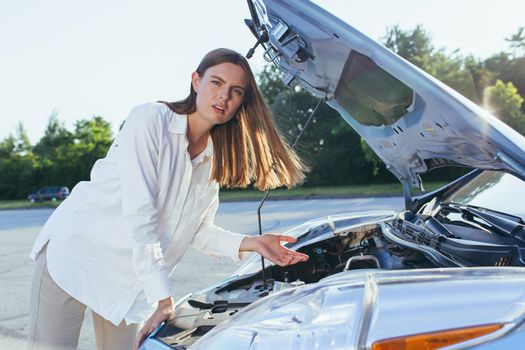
[150,202,525,348]
[151,215,439,348]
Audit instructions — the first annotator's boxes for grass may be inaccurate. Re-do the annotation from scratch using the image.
[219,181,449,201]
[0,199,63,210]
[0,182,450,210]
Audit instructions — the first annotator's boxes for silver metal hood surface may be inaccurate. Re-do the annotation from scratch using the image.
[247,0,525,189]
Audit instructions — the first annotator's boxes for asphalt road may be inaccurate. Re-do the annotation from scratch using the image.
[0,196,403,349]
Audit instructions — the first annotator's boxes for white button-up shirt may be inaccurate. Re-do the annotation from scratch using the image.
[30,102,247,325]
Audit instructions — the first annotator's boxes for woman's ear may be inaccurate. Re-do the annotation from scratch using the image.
[191,72,200,93]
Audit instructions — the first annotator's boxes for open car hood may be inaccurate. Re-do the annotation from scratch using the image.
[246,0,525,189]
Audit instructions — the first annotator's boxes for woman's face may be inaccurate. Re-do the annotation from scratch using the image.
[192,62,249,127]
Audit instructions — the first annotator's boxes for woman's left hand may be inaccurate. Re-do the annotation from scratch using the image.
[240,234,309,266]
[133,297,174,350]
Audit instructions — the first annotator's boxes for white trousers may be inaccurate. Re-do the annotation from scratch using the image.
[27,244,142,350]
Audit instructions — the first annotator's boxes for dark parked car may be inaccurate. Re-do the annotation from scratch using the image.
[28,186,70,202]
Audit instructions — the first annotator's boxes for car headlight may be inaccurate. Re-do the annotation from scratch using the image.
[190,281,366,349]
[189,267,524,350]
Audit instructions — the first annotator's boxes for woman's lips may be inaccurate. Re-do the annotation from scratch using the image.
[212,105,225,115]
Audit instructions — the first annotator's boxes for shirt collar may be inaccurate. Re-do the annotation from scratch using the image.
[168,111,213,165]
[168,113,187,134]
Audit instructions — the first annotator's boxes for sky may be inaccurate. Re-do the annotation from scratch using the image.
[1,0,524,144]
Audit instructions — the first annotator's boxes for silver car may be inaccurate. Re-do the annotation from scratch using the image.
[141,0,525,349]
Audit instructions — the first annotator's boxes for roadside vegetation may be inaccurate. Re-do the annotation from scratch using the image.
[0,200,62,210]
[1,25,524,201]
[0,181,451,210]
[219,181,449,201]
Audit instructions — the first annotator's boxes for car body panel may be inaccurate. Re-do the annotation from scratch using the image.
[247,0,525,189]
[471,325,525,349]
[192,267,525,349]
[140,201,525,349]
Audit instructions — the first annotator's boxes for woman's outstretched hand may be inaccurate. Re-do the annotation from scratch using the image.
[240,234,309,266]
[133,297,174,350]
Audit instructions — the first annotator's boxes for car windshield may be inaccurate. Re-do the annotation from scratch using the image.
[443,171,525,220]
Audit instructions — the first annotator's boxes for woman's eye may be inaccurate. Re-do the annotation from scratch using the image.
[234,89,244,96]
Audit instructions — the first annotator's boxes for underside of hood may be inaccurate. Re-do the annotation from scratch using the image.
[246,0,525,190]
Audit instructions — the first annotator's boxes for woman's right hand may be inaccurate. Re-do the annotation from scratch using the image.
[240,234,309,266]
[133,296,174,350]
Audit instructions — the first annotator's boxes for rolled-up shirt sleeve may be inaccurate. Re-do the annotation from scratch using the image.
[192,186,248,261]
[116,104,171,304]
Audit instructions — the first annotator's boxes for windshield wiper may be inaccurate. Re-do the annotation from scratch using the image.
[441,202,525,242]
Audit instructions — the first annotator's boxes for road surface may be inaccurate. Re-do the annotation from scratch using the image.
[0,196,403,349]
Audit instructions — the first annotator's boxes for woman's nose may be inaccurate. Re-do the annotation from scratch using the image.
[218,88,229,100]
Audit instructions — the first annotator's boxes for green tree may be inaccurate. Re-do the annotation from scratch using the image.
[66,116,113,187]
[506,27,525,55]
[32,111,74,190]
[484,41,525,113]
[259,65,376,186]
[464,56,495,103]
[482,27,525,113]
[383,24,434,69]
[430,51,478,102]
[34,110,73,156]
[257,65,286,106]
[0,135,17,198]
[0,123,36,199]
[14,122,33,155]
[483,80,525,134]
[32,114,113,199]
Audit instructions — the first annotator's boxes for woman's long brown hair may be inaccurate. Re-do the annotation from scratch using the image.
[166,48,306,190]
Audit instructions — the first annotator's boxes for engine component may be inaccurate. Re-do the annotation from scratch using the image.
[344,254,381,270]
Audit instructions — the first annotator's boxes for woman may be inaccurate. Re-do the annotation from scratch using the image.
[27,48,309,350]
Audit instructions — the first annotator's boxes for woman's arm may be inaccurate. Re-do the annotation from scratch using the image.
[191,185,249,260]
[116,104,171,303]
[119,104,179,350]
[192,186,309,265]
